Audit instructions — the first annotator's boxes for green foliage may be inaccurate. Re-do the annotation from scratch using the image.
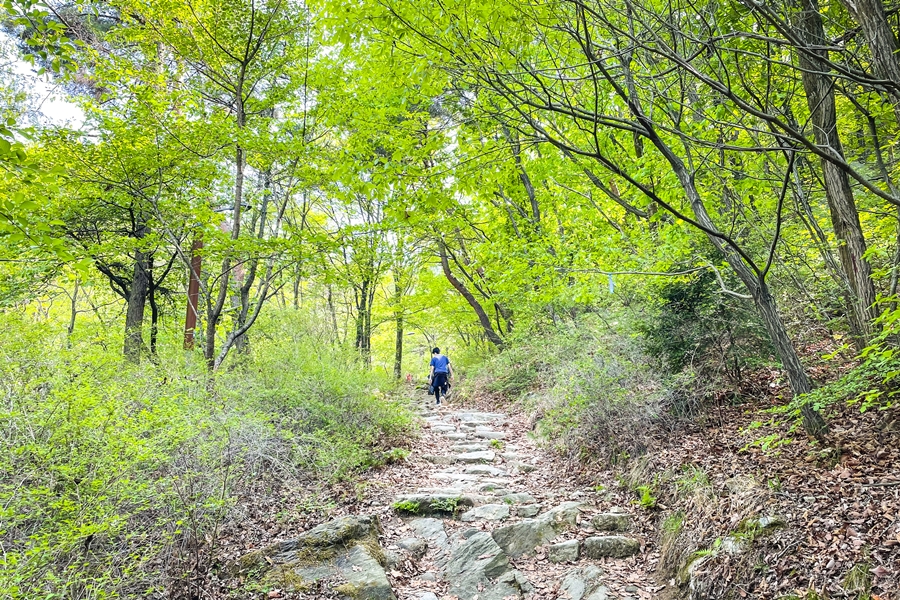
[429,497,460,513]
[489,438,503,449]
[391,500,421,514]
[465,314,670,465]
[638,269,772,392]
[662,511,685,535]
[0,310,413,599]
[634,484,658,510]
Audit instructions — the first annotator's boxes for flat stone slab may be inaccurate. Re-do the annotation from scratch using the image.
[431,425,456,433]
[455,450,495,463]
[517,504,542,518]
[591,512,631,532]
[583,535,641,559]
[474,430,506,440]
[464,465,507,476]
[491,502,581,558]
[452,443,490,452]
[459,503,510,522]
[393,493,484,515]
[456,412,505,422]
[549,539,580,563]
[502,492,537,504]
[510,461,536,473]
[444,433,468,440]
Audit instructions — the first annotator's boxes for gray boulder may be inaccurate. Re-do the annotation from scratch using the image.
[583,535,641,559]
[501,492,537,504]
[560,565,608,600]
[398,537,427,558]
[444,532,523,599]
[230,515,394,599]
[491,502,581,557]
[517,504,542,518]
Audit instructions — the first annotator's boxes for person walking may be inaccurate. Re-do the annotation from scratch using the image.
[428,347,453,405]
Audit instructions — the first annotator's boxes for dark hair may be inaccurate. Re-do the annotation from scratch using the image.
[432,347,440,354]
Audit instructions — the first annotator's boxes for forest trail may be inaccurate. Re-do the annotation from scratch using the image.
[229,393,664,599]
[227,391,673,600]
[365,394,661,600]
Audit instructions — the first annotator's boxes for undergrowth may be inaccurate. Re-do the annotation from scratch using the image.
[463,313,671,465]
[0,309,413,599]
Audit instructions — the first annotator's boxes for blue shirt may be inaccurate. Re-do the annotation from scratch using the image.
[430,354,450,373]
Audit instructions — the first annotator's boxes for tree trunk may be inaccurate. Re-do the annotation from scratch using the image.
[793,0,878,345]
[355,279,372,361]
[149,284,159,357]
[67,277,79,343]
[664,150,829,436]
[394,304,404,381]
[439,239,505,349]
[204,95,246,369]
[184,238,202,350]
[124,223,149,362]
[838,0,900,123]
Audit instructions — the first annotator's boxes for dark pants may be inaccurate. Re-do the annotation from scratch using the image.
[432,372,448,402]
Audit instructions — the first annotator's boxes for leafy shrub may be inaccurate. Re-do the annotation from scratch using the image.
[464,314,671,465]
[638,271,771,398]
[0,309,413,599]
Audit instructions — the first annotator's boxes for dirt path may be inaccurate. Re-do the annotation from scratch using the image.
[362,394,663,600]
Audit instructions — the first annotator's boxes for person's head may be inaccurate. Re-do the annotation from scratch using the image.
[432,347,440,355]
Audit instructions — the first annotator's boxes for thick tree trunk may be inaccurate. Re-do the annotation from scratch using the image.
[794,0,878,345]
[439,240,505,349]
[124,223,149,362]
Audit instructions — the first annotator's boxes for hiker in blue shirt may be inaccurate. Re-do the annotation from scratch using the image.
[428,347,453,405]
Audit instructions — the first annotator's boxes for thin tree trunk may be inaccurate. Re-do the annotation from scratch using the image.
[67,278,79,342]
[149,285,159,357]
[793,0,877,346]
[205,96,246,369]
[439,239,505,349]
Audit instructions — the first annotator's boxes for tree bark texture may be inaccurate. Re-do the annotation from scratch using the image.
[793,0,878,345]
[839,0,900,122]
[124,222,149,362]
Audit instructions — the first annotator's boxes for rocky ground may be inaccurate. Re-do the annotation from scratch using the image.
[224,393,663,600]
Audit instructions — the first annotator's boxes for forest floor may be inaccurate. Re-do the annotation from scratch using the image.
[209,385,900,600]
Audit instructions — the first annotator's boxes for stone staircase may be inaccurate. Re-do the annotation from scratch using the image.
[230,397,646,600]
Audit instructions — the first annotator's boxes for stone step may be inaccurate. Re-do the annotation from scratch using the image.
[455,450,495,463]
